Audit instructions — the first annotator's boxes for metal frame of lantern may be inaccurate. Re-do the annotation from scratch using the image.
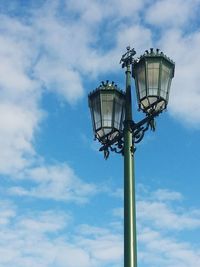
[88,81,126,158]
[132,48,175,115]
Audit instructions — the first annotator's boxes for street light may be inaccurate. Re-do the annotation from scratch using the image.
[133,48,175,114]
[88,81,126,146]
[88,47,175,267]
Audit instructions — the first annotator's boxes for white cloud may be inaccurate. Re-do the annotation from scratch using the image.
[116,25,153,56]
[138,200,200,230]
[65,0,146,24]
[110,0,147,17]
[135,186,200,265]
[145,0,199,28]
[0,206,73,267]
[0,200,16,225]
[64,0,104,25]
[135,187,200,231]
[18,211,70,234]
[78,224,112,238]
[0,201,123,267]
[32,0,153,79]
[0,12,97,201]
[112,186,200,266]
[8,163,97,203]
[76,224,123,264]
[34,57,84,103]
[157,29,200,125]
[0,14,42,175]
[0,103,42,174]
[113,187,200,232]
[1,185,200,267]
[138,227,200,267]
[0,5,90,176]
[151,189,183,201]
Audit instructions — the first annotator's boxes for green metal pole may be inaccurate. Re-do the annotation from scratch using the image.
[124,63,137,267]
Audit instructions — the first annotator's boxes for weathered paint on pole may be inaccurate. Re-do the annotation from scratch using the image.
[124,63,137,267]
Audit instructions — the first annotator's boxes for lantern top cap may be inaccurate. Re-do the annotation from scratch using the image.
[88,80,125,97]
[133,48,175,66]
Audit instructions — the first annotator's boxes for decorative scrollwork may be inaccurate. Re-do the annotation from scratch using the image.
[132,119,154,144]
[120,46,136,68]
[99,136,124,159]
[98,110,161,159]
[133,126,147,144]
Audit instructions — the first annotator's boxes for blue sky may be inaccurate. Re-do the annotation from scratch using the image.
[0,0,200,266]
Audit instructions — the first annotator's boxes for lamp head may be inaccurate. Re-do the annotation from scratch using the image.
[132,48,175,114]
[88,81,126,144]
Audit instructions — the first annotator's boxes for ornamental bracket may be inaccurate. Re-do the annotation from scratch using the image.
[99,109,162,159]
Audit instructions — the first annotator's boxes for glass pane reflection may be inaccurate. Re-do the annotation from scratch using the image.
[92,95,101,130]
[101,94,114,128]
[114,96,125,130]
[137,64,146,99]
[147,62,159,96]
[161,64,171,100]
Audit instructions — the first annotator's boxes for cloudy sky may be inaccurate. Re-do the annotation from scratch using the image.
[0,0,200,266]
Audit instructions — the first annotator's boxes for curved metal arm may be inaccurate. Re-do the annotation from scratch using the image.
[99,134,124,159]
[130,110,160,150]
[98,109,162,158]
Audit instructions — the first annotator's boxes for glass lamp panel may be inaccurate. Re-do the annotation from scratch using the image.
[140,96,157,110]
[140,96,166,112]
[91,94,101,131]
[96,128,104,139]
[160,63,171,100]
[104,128,113,135]
[97,127,114,140]
[114,94,125,131]
[149,96,158,104]
[156,99,166,111]
[101,93,114,128]
[136,63,146,100]
[108,131,119,141]
[140,98,149,110]
[147,61,160,96]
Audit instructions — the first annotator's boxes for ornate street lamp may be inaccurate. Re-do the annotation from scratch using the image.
[88,81,126,145]
[133,48,175,114]
[88,47,175,267]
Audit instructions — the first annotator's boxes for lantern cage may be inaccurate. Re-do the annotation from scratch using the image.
[88,81,126,145]
[132,48,175,114]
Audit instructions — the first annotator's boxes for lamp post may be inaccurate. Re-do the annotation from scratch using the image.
[88,47,175,267]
